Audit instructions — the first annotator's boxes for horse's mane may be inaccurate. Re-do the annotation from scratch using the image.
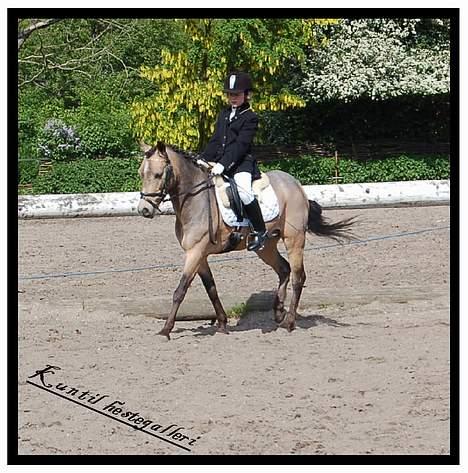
[167,144,200,166]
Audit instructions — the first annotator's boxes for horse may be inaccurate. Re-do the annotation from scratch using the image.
[137,141,355,340]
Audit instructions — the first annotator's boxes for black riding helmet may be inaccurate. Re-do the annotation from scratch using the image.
[223,72,253,93]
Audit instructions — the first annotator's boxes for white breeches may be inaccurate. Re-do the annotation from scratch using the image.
[233,172,255,205]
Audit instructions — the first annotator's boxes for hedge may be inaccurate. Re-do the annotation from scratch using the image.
[19,154,450,195]
[29,158,141,195]
[260,154,450,184]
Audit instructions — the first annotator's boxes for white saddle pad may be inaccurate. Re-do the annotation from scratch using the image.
[214,181,280,227]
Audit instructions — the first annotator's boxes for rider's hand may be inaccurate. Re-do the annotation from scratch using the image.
[210,163,225,176]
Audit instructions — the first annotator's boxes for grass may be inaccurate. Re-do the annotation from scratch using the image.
[226,302,249,319]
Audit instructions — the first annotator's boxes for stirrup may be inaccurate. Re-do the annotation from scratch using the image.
[247,231,268,251]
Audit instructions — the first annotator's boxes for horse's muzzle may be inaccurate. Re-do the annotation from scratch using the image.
[137,198,156,219]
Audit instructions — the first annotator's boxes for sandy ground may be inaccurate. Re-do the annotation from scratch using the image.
[17,206,450,456]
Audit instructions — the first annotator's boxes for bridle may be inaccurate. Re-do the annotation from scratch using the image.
[139,161,214,207]
[138,150,218,244]
[139,161,174,209]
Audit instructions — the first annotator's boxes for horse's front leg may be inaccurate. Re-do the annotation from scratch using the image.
[158,249,203,340]
[198,258,229,334]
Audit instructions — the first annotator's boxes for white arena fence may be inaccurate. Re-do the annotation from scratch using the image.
[18,180,450,219]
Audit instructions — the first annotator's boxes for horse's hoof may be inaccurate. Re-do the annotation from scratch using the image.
[279,316,295,332]
[274,311,286,324]
[157,330,171,341]
[217,326,229,334]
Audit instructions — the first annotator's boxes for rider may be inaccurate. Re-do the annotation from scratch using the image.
[200,71,268,251]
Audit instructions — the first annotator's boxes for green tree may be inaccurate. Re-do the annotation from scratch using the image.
[18,18,185,103]
[131,18,337,150]
[18,18,185,169]
[17,18,61,50]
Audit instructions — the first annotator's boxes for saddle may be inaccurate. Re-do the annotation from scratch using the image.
[210,171,278,253]
[208,161,280,251]
[212,171,271,222]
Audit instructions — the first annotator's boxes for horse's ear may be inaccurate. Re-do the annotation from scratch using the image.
[156,141,167,156]
[140,142,152,153]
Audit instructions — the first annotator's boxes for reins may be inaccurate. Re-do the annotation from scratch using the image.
[206,182,218,245]
[140,179,213,204]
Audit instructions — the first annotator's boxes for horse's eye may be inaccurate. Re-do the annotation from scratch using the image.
[154,173,162,179]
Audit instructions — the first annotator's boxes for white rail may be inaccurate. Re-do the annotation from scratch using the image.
[18,180,450,219]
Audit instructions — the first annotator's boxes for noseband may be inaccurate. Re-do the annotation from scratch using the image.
[140,163,174,208]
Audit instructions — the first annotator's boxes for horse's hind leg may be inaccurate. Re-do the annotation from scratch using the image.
[198,258,229,334]
[280,233,306,332]
[256,240,291,324]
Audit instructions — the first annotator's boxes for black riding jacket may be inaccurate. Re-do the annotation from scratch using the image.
[202,102,260,179]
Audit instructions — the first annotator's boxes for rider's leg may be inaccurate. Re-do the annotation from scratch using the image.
[233,172,254,206]
[233,172,268,251]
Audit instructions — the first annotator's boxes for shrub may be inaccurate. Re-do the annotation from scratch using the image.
[257,95,450,145]
[23,154,449,195]
[18,89,65,180]
[32,158,141,194]
[18,159,39,186]
[37,118,83,162]
[68,91,139,159]
[32,91,139,164]
[260,154,450,185]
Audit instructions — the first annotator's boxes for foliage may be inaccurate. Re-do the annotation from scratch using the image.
[33,92,139,162]
[261,154,336,184]
[226,303,249,319]
[18,18,185,165]
[18,19,185,102]
[67,90,139,159]
[131,18,338,150]
[300,19,450,102]
[21,154,450,195]
[259,93,450,145]
[18,87,62,163]
[16,17,452,195]
[339,155,450,183]
[260,154,450,184]
[29,158,141,195]
[18,88,65,182]
[18,160,39,185]
[37,119,82,162]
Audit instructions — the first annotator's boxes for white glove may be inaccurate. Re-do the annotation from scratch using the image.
[196,159,211,170]
[210,163,225,176]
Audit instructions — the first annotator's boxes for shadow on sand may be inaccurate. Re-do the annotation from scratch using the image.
[172,290,350,338]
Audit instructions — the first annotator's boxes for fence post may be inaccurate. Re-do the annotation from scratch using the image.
[330,150,343,184]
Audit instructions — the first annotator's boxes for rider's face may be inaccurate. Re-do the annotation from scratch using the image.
[227,91,245,108]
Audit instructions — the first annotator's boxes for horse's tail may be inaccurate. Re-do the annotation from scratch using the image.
[307,200,357,242]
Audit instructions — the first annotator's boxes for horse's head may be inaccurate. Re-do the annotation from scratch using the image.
[137,141,174,219]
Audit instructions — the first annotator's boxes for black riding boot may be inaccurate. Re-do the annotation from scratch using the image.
[244,199,268,251]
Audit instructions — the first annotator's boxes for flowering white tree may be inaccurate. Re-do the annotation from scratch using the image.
[300,19,450,102]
